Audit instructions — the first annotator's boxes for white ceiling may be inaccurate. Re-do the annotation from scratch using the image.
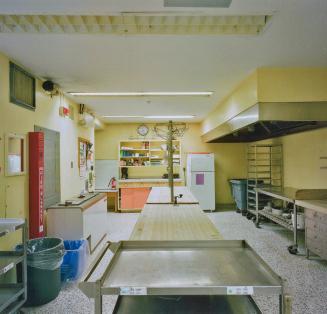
[0,0,327,123]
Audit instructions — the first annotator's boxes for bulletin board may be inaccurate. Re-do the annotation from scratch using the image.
[78,137,89,177]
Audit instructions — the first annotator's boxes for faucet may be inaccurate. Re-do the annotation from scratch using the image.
[174,194,183,205]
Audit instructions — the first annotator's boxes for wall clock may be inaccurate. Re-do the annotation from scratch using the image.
[137,124,149,137]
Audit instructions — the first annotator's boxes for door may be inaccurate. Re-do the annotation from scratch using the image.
[34,126,60,208]
[190,172,215,210]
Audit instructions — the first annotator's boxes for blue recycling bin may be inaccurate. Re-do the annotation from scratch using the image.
[229,179,248,213]
[61,240,89,282]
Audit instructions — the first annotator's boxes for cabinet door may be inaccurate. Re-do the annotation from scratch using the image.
[121,188,135,209]
[133,188,151,209]
[121,188,150,210]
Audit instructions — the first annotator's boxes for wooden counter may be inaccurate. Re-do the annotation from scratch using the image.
[48,192,107,212]
[146,186,199,204]
[119,179,183,188]
[130,204,222,240]
[295,199,327,215]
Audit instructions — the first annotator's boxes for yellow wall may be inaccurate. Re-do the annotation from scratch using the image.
[0,51,94,247]
[95,123,247,205]
[256,128,327,189]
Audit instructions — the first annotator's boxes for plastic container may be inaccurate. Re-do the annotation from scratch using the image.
[229,179,248,213]
[22,237,65,306]
[61,240,89,282]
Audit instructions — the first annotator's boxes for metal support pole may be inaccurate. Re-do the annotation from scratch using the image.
[167,120,174,204]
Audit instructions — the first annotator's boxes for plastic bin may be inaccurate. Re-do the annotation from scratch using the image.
[229,179,248,213]
[61,240,89,282]
[23,237,65,306]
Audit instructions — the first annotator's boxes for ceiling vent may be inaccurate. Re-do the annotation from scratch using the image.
[164,0,232,7]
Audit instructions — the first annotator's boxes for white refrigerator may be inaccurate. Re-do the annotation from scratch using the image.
[187,153,215,211]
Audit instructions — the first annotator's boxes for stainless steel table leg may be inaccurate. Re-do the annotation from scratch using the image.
[288,204,298,254]
[255,189,260,227]
[284,295,292,314]
[95,280,102,314]
[293,204,298,247]
[279,294,283,314]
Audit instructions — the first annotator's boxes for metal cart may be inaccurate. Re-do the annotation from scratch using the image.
[79,240,291,314]
[247,144,283,218]
[255,187,302,254]
[0,218,27,313]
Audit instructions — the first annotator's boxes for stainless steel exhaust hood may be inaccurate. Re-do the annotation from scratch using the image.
[204,102,327,143]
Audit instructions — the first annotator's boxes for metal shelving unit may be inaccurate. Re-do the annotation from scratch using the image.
[0,219,27,314]
[254,187,302,254]
[247,144,283,217]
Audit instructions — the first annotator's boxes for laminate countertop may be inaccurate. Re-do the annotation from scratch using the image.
[47,193,107,211]
[119,178,183,183]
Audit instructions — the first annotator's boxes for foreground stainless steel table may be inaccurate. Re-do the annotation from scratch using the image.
[79,240,290,314]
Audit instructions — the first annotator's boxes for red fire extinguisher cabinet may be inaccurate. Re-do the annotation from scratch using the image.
[29,132,45,239]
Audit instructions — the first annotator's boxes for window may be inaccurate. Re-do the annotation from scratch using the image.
[10,62,36,110]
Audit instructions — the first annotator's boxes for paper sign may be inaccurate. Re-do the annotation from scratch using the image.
[227,286,254,295]
[196,173,205,185]
[120,287,147,295]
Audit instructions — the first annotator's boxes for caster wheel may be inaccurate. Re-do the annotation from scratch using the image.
[246,213,252,220]
[288,245,298,255]
[254,221,260,228]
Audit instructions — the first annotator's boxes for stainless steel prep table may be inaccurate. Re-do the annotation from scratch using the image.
[254,187,327,254]
[79,240,288,314]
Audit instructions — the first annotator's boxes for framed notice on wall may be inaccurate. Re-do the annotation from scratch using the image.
[78,138,88,177]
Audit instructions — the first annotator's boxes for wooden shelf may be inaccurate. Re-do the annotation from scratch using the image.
[121,148,149,151]
[121,156,149,159]
[119,139,181,176]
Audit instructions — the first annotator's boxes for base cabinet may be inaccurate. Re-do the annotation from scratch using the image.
[120,188,150,211]
[47,195,107,253]
[305,208,327,260]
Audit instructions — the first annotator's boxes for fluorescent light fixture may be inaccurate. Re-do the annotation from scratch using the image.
[102,115,195,119]
[164,0,232,8]
[145,115,195,119]
[102,115,144,118]
[69,92,212,96]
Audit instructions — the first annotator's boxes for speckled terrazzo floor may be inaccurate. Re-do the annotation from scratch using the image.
[21,211,327,314]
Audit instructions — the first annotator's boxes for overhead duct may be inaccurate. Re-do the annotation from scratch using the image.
[203,102,327,143]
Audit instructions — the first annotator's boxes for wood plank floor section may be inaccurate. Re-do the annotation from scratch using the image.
[130,204,223,240]
[146,186,199,204]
